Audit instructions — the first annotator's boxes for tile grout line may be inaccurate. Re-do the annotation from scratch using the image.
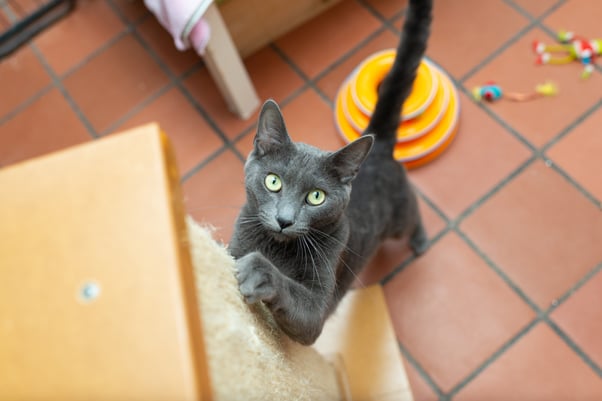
[380,16,601,334]
[397,341,446,399]
[548,161,602,209]
[454,156,536,222]
[443,251,602,396]
[381,154,536,286]
[459,0,568,85]
[269,0,407,111]
[446,318,541,398]
[94,40,205,136]
[505,0,600,76]
[355,0,408,31]
[546,262,602,315]
[450,229,602,390]
[180,145,230,182]
[469,216,602,373]
[545,316,602,378]
[269,42,336,108]
[542,99,602,152]
[246,0,406,161]
[0,2,141,127]
[99,83,174,136]
[29,44,100,139]
[540,99,602,208]
[380,225,449,285]
[230,82,312,145]
[456,227,543,313]
[1,5,99,138]
[177,81,248,167]
[458,22,538,84]
[60,29,131,80]
[0,82,54,126]
[381,184,602,399]
[399,259,602,397]
[451,85,602,213]
[504,0,599,75]
[414,186,451,224]
[453,75,537,152]
[505,0,567,17]
[505,0,600,74]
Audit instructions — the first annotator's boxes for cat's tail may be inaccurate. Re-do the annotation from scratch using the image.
[365,0,433,153]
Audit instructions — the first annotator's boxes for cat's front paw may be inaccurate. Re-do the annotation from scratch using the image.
[235,252,278,304]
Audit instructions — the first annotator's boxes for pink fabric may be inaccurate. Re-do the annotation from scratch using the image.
[144,0,212,55]
[189,19,211,55]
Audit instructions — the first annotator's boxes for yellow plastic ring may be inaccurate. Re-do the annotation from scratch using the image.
[334,62,460,169]
[393,70,460,167]
[342,66,450,142]
[350,50,438,120]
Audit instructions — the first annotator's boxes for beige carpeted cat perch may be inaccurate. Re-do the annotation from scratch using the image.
[187,217,341,400]
[0,124,413,401]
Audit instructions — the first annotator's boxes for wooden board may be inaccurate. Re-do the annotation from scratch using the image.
[0,124,212,401]
[315,285,415,401]
[219,0,342,57]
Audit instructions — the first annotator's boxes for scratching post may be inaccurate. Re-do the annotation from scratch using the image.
[187,217,341,401]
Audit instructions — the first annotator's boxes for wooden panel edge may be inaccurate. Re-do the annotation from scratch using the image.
[156,129,215,401]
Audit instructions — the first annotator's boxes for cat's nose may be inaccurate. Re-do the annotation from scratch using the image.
[276,216,294,230]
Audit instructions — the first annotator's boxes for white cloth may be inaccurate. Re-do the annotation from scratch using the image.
[144,0,213,55]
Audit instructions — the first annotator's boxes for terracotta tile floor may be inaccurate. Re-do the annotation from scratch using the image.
[1,0,601,399]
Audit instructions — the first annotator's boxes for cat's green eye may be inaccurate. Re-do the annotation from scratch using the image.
[265,173,282,192]
[306,189,326,206]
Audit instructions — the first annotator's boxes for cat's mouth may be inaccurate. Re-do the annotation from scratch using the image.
[265,222,303,242]
[260,216,305,242]
[269,229,298,242]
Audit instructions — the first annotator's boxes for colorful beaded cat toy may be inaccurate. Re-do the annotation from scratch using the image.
[533,30,601,79]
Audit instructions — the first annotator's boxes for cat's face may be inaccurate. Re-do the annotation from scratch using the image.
[242,100,373,242]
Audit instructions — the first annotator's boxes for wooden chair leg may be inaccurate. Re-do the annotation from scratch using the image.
[202,3,260,120]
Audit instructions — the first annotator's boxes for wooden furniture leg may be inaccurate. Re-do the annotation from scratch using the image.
[203,3,259,120]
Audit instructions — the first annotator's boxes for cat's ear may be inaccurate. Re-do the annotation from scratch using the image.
[254,99,292,156]
[328,135,374,184]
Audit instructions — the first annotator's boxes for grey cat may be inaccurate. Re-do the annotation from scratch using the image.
[229,0,432,345]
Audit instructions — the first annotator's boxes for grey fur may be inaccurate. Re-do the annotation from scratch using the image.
[229,0,433,345]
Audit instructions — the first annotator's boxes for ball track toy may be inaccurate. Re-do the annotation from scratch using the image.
[334,50,460,169]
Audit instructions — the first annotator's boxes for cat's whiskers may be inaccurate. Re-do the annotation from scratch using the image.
[306,232,345,300]
[304,233,335,294]
[298,235,322,293]
[309,228,367,290]
[309,227,364,259]
[297,236,309,280]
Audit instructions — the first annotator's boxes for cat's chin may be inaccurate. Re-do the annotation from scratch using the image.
[270,231,298,243]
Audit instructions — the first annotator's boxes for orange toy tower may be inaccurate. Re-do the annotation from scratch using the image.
[335,50,460,169]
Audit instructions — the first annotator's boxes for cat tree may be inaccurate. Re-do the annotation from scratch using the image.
[0,124,413,401]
